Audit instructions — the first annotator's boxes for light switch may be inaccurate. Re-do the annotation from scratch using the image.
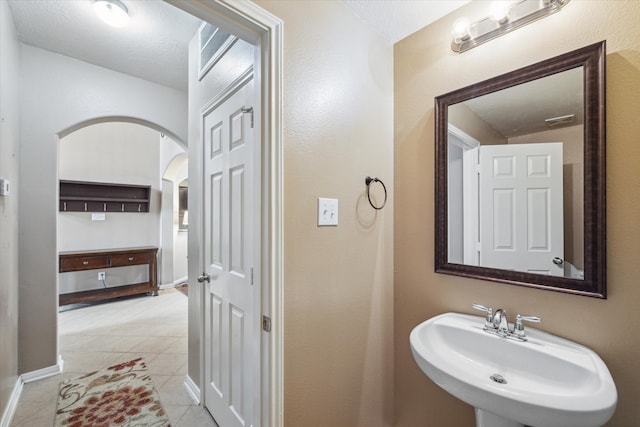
[317,197,338,226]
[0,179,10,196]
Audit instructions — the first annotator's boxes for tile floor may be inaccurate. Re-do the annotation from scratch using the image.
[10,288,218,427]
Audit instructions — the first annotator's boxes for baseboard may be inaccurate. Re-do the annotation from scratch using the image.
[21,354,64,383]
[159,276,189,290]
[0,376,23,427]
[183,375,200,405]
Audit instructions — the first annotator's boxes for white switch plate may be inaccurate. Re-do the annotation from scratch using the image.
[91,213,106,221]
[317,197,338,226]
[0,179,10,196]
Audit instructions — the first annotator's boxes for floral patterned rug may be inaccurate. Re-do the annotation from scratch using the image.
[54,358,170,427]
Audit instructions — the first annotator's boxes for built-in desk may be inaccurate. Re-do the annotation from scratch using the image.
[59,246,158,305]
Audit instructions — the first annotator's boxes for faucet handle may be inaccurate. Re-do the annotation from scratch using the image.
[472,304,494,329]
[472,303,491,312]
[517,314,541,324]
[514,314,541,339]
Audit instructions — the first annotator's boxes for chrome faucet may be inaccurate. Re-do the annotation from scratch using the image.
[513,314,542,339]
[492,308,509,333]
[472,304,493,329]
[472,304,541,341]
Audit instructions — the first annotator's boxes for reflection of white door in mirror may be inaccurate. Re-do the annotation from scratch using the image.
[479,142,564,276]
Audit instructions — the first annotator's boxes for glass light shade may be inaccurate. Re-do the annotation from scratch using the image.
[94,0,129,28]
[452,17,471,41]
[490,1,512,23]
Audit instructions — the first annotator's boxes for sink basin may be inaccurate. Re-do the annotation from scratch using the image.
[410,313,617,427]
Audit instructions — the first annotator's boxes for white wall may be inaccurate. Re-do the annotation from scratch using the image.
[0,0,21,419]
[172,171,188,282]
[161,179,175,285]
[18,45,188,373]
[161,149,188,287]
[59,122,162,251]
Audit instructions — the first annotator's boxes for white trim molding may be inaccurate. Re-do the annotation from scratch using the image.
[159,276,189,290]
[164,1,284,426]
[447,124,481,266]
[21,354,64,383]
[0,377,23,427]
[4,356,64,426]
[184,375,201,405]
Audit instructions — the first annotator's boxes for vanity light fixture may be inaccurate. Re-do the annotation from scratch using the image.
[94,0,129,28]
[451,0,571,53]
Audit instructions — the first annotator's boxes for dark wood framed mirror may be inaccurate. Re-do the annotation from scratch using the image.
[435,41,606,298]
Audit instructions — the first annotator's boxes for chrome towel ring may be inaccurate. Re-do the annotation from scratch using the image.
[365,176,387,210]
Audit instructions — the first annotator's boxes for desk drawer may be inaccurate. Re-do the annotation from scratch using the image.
[111,253,150,267]
[60,256,110,272]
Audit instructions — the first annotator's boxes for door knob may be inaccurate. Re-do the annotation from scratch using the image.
[197,273,211,283]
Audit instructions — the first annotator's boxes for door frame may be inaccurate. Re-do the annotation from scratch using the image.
[447,124,480,266]
[167,1,283,426]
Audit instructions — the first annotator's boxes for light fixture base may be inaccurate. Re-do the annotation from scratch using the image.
[452,0,570,53]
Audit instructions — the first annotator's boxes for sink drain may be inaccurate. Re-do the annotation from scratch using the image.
[490,374,507,384]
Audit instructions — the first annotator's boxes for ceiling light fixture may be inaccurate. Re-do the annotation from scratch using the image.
[94,0,129,28]
[451,0,571,53]
[545,114,576,127]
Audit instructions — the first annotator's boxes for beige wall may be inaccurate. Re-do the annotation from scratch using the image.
[395,1,640,426]
[449,102,507,145]
[0,0,20,419]
[255,1,394,426]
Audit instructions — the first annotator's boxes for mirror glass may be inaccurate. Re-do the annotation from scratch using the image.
[447,68,584,278]
[435,41,606,298]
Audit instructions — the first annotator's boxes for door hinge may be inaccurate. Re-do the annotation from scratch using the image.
[262,315,272,332]
[241,107,254,128]
[250,267,254,285]
[474,164,481,174]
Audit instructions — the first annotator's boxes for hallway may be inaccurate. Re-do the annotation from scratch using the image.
[10,288,216,426]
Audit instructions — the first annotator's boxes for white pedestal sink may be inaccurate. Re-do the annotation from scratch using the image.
[410,313,617,427]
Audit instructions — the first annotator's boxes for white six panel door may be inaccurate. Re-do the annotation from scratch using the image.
[479,142,564,276]
[202,78,257,427]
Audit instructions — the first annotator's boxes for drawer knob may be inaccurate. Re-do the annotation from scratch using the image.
[83,261,89,265]
[128,257,134,261]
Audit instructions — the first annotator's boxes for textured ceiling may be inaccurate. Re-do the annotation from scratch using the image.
[342,0,470,44]
[7,0,201,91]
[7,0,469,92]
[463,67,584,138]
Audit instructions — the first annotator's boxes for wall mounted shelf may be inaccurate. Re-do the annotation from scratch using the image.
[59,180,151,213]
